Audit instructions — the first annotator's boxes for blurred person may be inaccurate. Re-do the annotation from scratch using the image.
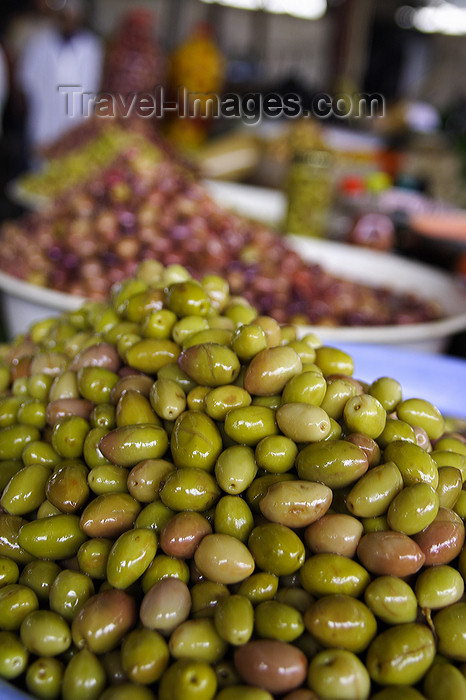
[100,8,165,97]
[166,22,226,149]
[0,44,8,136]
[17,0,103,165]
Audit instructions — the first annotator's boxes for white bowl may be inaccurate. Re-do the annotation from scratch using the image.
[286,235,466,353]
[0,235,465,353]
[2,179,466,351]
[0,271,85,338]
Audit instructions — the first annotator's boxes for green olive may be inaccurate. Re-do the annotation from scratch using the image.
[276,403,331,443]
[304,594,376,653]
[0,513,35,564]
[61,648,106,700]
[300,553,370,597]
[366,623,435,685]
[423,660,466,700]
[281,371,327,407]
[255,435,298,474]
[0,424,40,460]
[346,460,403,518]
[51,416,90,459]
[297,439,368,489]
[387,482,439,535]
[230,324,268,362]
[243,347,302,396]
[245,473,296,513]
[195,534,255,584]
[171,411,222,471]
[22,440,60,468]
[369,376,402,412]
[142,309,178,339]
[315,346,354,377]
[88,463,129,495]
[0,396,22,427]
[18,514,87,559]
[215,445,258,494]
[436,466,462,509]
[364,575,418,625]
[18,560,61,602]
[0,460,22,491]
[77,367,119,404]
[214,594,254,646]
[187,386,211,411]
[125,339,180,374]
[178,343,240,387]
[343,394,387,439]
[26,656,64,700]
[17,398,47,429]
[190,581,230,619]
[383,440,439,488]
[434,602,466,661]
[377,418,416,449]
[259,480,332,528]
[169,617,227,664]
[150,378,187,421]
[158,658,218,700]
[141,554,190,593]
[0,630,29,679]
[99,424,169,467]
[396,398,445,440]
[224,406,278,446]
[0,557,19,589]
[116,390,160,427]
[0,583,39,630]
[121,628,169,684]
[127,458,175,502]
[135,501,175,535]
[201,274,230,311]
[77,538,113,580]
[183,328,233,350]
[49,569,95,622]
[214,496,254,542]
[237,572,279,605]
[1,463,51,516]
[248,523,305,577]
[20,610,71,656]
[106,528,158,589]
[415,564,464,610]
[204,385,251,421]
[160,468,220,512]
[307,648,370,700]
[165,280,211,317]
[254,599,304,642]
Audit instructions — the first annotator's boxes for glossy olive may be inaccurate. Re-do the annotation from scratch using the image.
[171,411,222,471]
[364,576,418,625]
[304,594,376,653]
[300,553,370,598]
[248,523,305,577]
[366,623,436,685]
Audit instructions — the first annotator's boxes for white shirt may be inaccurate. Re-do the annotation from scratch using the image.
[18,27,102,151]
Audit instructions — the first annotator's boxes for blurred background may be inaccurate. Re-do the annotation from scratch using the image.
[0,0,465,354]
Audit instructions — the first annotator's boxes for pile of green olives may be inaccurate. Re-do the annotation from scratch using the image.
[0,260,465,700]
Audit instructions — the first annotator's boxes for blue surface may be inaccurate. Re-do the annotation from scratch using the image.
[338,343,466,420]
[0,344,465,700]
